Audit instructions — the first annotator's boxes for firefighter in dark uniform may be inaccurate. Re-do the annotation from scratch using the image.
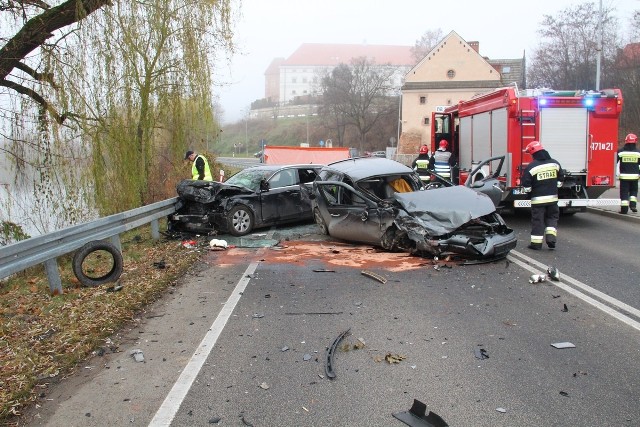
[617,133,640,214]
[521,141,564,250]
[412,145,431,184]
[428,140,456,184]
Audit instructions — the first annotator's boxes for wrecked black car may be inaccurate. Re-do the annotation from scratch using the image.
[311,157,517,261]
[169,165,322,236]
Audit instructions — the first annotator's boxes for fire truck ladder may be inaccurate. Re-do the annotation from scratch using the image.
[518,108,537,150]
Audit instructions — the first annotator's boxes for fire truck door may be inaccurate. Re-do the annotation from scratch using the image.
[539,108,588,172]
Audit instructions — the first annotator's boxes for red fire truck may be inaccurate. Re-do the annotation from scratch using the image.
[431,86,623,213]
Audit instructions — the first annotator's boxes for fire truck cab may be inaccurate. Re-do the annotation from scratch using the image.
[431,86,623,213]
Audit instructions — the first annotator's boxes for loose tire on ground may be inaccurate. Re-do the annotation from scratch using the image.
[72,240,124,287]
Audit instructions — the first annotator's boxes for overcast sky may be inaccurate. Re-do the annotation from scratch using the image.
[214,0,638,124]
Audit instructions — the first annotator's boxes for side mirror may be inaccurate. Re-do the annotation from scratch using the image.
[260,179,269,191]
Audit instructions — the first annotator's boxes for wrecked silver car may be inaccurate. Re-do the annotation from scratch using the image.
[169,165,321,236]
[311,157,517,261]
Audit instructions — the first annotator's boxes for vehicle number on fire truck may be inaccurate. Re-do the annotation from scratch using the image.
[590,142,614,151]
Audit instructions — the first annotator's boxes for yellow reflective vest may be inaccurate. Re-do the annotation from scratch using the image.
[192,154,213,181]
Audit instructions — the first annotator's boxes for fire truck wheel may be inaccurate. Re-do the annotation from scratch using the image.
[72,240,123,287]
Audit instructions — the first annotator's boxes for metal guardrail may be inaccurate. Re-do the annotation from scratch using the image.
[0,197,179,294]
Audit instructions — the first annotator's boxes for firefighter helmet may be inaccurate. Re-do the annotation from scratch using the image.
[438,140,448,150]
[625,133,638,144]
[524,140,544,155]
[419,145,429,154]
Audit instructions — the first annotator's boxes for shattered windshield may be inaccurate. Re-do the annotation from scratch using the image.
[225,168,273,191]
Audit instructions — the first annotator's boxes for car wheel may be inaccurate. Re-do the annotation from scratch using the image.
[314,208,328,235]
[228,205,254,236]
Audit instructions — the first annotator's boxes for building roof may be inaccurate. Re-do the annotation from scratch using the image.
[282,43,414,67]
[265,58,285,76]
[488,58,526,88]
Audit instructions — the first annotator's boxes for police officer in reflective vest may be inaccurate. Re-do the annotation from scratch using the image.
[428,140,455,182]
[521,141,564,250]
[616,133,640,214]
[412,145,431,183]
[185,150,213,181]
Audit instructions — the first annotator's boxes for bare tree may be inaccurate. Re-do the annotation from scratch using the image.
[320,58,398,153]
[528,2,619,90]
[410,28,443,64]
[0,0,111,123]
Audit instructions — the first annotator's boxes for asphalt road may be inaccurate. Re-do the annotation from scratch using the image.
[23,211,640,427]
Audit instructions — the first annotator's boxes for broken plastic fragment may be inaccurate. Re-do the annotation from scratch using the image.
[361,270,387,284]
[496,407,507,413]
[529,274,546,284]
[547,266,560,281]
[252,313,264,319]
[281,346,289,352]
[561,304,568,312]
[474,348,489,360]
[130,349,144,362]
[551,342,576,349]
[392,399,448,427]
[303,353,312,361]
[259,382,269,390]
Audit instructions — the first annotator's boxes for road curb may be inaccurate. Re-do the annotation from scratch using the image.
[586,207,640,223]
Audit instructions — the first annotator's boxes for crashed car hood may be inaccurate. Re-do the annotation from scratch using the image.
[176,179,253,204]
[393,186,496,235]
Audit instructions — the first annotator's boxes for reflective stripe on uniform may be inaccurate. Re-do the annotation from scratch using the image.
[545,227,557,236]
[619,173,640,180]
[530,235,544,244]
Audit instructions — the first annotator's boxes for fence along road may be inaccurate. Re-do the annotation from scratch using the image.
[0,197,178,294]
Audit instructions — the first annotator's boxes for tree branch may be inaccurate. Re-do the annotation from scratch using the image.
[0,78,65,123]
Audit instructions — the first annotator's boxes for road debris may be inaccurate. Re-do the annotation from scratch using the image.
[313,269,336,272]
[392,399,448,427]
[152,260,166,269]
[384,353,407,364]
[547,266,560,281]
[551,342,576,349]
[361,270,387,284]
[529,274,546,284]
[181,240,197,249]
[496,407,507,413]
[130,349,144,362]
[281,346,289,352]
[259,382,269,390]
[559,391,569,397]
[562,304,569,312]
[209,239,228,250]
[252,313,264,319]
[303,353,312,361]
[325,328,351,380]
[474,348,489,360]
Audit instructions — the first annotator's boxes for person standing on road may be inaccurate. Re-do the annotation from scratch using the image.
[185,150,213,181]
[428,140,455,183]
[521,141,564,250]
[412,145,431,184]
[616,133,640,214]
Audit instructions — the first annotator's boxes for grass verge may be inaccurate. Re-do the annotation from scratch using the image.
[0,226,203,423]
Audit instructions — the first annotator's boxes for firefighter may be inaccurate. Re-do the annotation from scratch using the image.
[521,141,564,250]
[185,150,213,181]
[412,145,431,184]
[428,140,456,183]
[616,133,640,214]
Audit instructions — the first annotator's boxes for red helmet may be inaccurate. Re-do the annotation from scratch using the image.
[419,145,429,154]
[625,133,638,144]
[524,140,544,155]
[438,140,448,150]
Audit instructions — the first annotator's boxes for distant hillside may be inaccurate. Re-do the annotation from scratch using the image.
[213,115,396,157]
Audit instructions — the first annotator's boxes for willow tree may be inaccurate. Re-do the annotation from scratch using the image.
[0,0,235,239]
[76,0,233,213]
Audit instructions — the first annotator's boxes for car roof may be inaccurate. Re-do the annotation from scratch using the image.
[324,157,412,181]
[244,164,322,172]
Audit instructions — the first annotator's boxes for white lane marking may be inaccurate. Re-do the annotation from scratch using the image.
[508,251,640,332]
[149,261,259,426]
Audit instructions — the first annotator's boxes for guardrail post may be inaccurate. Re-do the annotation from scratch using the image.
[109,235,122,253]
[150,219,160,240]
[44,259,63,295]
